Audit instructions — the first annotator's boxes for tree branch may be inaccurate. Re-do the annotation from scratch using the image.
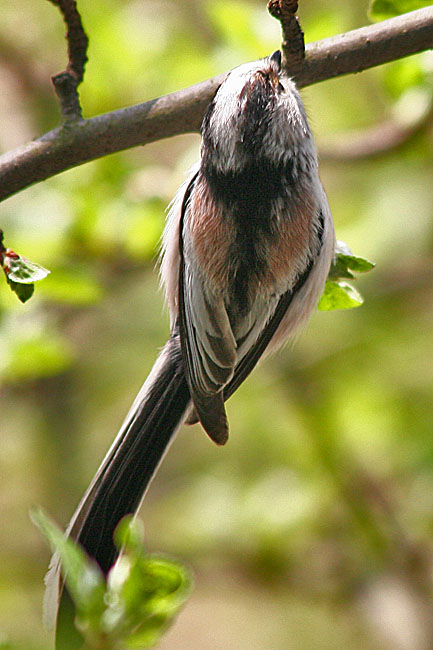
[267,0,305,70]
[0,7,432,203]
[48,0,89,121]
[296,6,433,87]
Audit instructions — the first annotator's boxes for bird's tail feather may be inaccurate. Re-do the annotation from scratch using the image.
[45,336,191,642]
[71,336,190,572]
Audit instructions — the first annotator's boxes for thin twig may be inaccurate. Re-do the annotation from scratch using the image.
[267,0,305,70]
[0,7,432,202]
[48,0,89,121]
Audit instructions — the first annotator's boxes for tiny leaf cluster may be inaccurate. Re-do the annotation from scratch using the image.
[0,230,50,302]
[32,509,192,650]
[318,241,375,311]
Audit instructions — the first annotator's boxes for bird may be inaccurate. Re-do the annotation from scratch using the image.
[46,50,335,644]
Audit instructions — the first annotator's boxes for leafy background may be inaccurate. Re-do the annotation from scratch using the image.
[0,0,432,648]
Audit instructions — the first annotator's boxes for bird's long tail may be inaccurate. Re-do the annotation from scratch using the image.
[68,335,190,573]
[46,335,191,645]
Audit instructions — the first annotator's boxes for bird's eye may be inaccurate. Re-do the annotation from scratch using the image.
[278,81,285,93]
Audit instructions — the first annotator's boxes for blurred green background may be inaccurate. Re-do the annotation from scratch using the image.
[1,1,433,648]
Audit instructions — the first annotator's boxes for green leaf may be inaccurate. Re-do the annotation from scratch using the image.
[30,508,106,630]
[124,614,172,649]
[114,515,145,554]
[330,241,375,278]
[106,555,191,647]
[6,278,34,303]
[6,255,50,284]
[32,512,191,649]
[318,280,364,311]
[103,518,192,648]
[328,253,375,280]
[1,234,50,303]
[322,241,374,311]
[368,0,432,21]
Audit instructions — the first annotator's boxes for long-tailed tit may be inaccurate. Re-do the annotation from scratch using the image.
[48,51,335,642]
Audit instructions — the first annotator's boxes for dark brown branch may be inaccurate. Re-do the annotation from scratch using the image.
[48,0,89,121]
[0,7,432,203]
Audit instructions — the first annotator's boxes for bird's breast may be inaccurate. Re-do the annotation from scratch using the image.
[187,168,318,311]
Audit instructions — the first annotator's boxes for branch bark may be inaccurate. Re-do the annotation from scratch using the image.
[268,0,305,69]
[0,7,432,203]
[48,0,89,121]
